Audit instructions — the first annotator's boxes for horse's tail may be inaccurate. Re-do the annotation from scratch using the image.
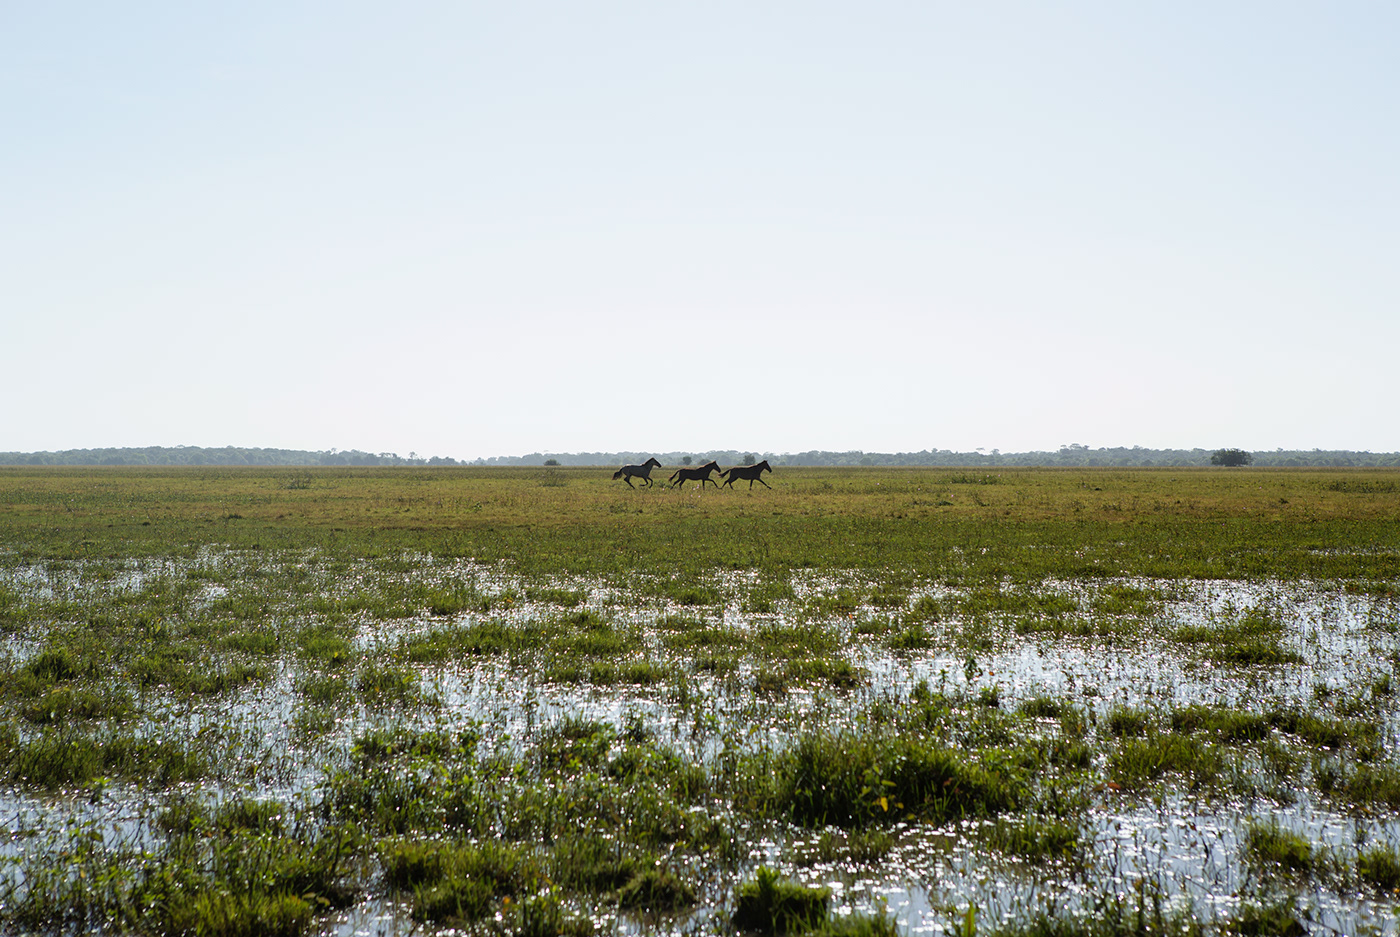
[668,470,680,481]
[612,469,623,480]
[719,468,731,477]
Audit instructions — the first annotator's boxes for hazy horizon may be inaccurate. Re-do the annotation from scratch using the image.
[5,441,1398,471]
[5,4,1397,459]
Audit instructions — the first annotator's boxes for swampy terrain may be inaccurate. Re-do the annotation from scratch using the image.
[1,465,1398,936]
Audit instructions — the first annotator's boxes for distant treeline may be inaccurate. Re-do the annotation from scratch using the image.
[490,446,1400,468]
[0,447,462,467]
[5,444,1399,468]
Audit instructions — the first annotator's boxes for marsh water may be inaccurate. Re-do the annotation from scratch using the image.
[2,553,1398,936]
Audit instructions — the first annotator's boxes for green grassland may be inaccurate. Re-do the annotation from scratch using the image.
[3,465,1398,579]
[0,466,1397,936]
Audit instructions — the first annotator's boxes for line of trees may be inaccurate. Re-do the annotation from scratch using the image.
[3,445,1399,469]
[0,446,462,467]
[476,446,1400,468]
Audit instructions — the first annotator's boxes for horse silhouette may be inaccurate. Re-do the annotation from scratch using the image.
[721,460,773,489]
[612,457,662,489]
[668,460,722,489]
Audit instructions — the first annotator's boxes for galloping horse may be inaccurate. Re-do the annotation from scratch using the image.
[612,457,662,488]
[668,460,722,489]
[721,460,773,489]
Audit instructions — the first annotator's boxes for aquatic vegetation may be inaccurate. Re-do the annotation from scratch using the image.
[747,728,1027,829]
[1172,605,1301,665]
[886,621,937,651]
[1317,759,1400,810]
[0,466,1397,935]
[0,725,214,789]
[1222,900,1307,937]
[1357,842,1400,891]
[985,892,1206,937]
[742,576,797,613]
[1108,733,1224,791]
[525,585,587,607]
[9,809,362,936]
[1169,705,1271,743]
[1018,697,1065,720]
[1090,583,1165,618]
[1104,706,1153,739]
[1242,818,1318,877]
[616,867,696,911]
[17,683,134,724]
[958,585,1078,620]
[732,866,830,934]
[386,839,541,925]
[355,661,428,708]
[296,624,355,666]
[983,815,1085,863]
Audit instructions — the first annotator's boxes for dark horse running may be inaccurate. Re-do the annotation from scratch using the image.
[721,460,773,489]
[668,460,722,489]
[612,457,662,488]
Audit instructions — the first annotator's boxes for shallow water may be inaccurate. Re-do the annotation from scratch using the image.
[2,556,1398,934]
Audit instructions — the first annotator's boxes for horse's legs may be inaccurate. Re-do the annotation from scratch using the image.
[757,477,772,489]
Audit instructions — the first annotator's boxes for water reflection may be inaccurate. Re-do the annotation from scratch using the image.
[1,557,1397,934]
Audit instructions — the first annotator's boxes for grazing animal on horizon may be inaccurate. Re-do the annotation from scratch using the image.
[668,460,723,489]
[721,460,773,489]
[612,457,663,488]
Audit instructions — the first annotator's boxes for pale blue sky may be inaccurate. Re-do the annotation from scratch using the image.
[4,3,1397,458]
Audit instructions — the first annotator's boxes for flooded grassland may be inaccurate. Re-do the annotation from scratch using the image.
[0,466,1398,936]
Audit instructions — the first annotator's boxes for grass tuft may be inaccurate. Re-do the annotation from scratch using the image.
[731,867,830,935]
[1242,818,1316,876]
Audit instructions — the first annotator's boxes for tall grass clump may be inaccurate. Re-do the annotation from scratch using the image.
[547,610,642,658]
[886,621,937,651]
[297,625,355,668]
[749,728,1025,829]
[11,812,360,937]
[958,585,1078,620]
[984,815,1084,864]
[983,889,1207,936]
[1242,818,1318,877]
[1357,843,1400,891]
[380,839,602,934]
[422,583,490,616]
[1316,760,1400,810]
[1108,733,1223,792]
[1173,605,1301,665]
[1169,705,1271,743]
[616,867,697,912]
[405,620,554,662]
[1104,707,1153,739]
[1224,900,1307,937]
[0,583,27,627]
[355,662,426,708]
[1090,583,1165,618]
[731,867,829,934]
[525,585,587,607]
[19,684,134,724]
[0,729,213,789]
[742,577,796,613]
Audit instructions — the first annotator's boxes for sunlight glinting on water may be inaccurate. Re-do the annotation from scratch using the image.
[1,554,1398,934]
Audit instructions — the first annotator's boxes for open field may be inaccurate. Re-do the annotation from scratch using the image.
[1,466,1398,936]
